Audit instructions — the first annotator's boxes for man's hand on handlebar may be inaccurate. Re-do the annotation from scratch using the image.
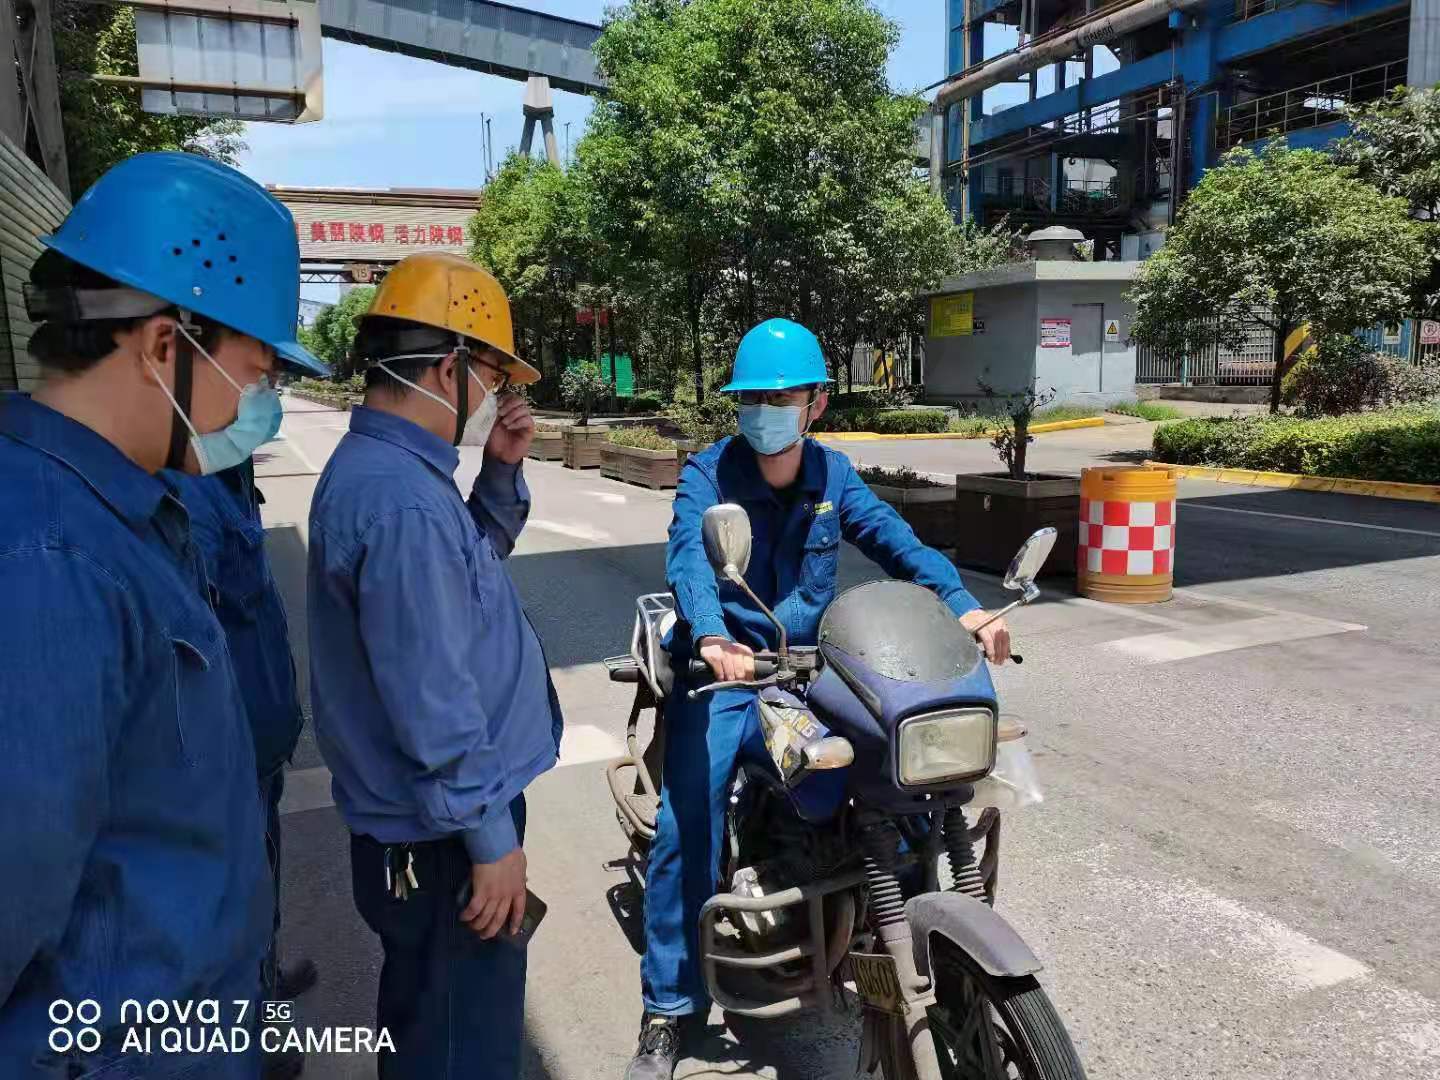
[960,609,1013,664]
[698,637,756,682]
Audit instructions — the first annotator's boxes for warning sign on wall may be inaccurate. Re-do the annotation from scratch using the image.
[1105,319,1121,341]
[1040,318,1071,348]
[930,292,974,337]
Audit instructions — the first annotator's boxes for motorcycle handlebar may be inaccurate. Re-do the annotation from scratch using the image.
[688,658,779,680]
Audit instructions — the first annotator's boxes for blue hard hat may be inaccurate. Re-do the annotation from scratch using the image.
[719,318,831,393]
[40,152,327,376]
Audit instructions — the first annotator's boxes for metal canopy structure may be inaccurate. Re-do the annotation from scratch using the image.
[317,0,605,95]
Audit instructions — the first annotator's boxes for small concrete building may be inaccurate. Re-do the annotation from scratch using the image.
[924,234,1142,409]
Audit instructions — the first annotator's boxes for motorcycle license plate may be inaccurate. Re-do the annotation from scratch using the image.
[847,951,908,1016]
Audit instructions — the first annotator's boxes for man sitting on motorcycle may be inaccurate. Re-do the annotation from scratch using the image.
[626,318,1012,1079]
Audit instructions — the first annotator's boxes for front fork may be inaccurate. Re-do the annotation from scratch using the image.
[861,807,1002,1078]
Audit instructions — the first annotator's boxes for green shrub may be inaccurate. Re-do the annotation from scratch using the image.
[1109,400,1185,421]
[622,396,665,414]
[1151,408,1440,483]
[1283,336,1440,417]
[669,395,738,443]
[856,464,943,488]
[1032,404,1101,423]
[948,414,991,437]
[812,408,950,434]
[606,426,676,452]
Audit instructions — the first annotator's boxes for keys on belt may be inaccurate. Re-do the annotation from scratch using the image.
[383,843,421,901]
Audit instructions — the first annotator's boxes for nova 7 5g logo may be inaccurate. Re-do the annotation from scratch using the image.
[48,999,393,1056]
[48,999,101,1053]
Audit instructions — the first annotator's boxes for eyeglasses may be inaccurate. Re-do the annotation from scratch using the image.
[737,390,817,408]
[467,353,511,395]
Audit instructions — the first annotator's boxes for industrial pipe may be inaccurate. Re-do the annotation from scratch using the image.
[933,0,1209,109]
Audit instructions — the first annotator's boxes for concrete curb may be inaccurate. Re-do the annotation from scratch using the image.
[818,416,1107,442]
[1147,461,1440,504]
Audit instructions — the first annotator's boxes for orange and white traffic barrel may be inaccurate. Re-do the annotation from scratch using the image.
[1076,465,1178,604]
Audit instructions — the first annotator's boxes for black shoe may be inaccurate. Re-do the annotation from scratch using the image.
[262,1048,304,1079]
[276,959,318,1000]
[623,1013,681,1080]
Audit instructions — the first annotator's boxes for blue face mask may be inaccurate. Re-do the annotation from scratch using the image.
[738,401,809,457]
[148,324,283,475]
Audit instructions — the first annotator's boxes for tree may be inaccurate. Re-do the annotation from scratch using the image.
[1335,87,1440,314]
[468,154,590,380]
[52,3,245,194]
[578,0,960,399]
[1128,142,1429,413]
[298,287,376,377]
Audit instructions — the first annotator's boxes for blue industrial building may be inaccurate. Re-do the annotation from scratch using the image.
[934,0,1432,260]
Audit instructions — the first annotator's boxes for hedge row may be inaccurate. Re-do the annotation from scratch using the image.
[812,408,950,434]
[1151,408,1440,484]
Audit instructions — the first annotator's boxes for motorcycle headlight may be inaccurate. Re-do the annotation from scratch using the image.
[896,708,997,787]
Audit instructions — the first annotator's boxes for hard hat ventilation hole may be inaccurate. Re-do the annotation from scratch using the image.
[192,239,201,247]
[172,247,182,256]
[229,255,237,263]
[235,276,245,286]
[203,260,213,269]
[218,233,227,242]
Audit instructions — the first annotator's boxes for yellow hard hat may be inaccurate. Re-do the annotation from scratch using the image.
[361,252,540,385]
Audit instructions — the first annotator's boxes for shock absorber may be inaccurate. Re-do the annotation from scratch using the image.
[858,818,906,934]
[943,806,989,904]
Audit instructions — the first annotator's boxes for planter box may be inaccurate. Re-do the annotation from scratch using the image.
[600,442,681,490]
[563,425,610,469]
[868,481,958,549]
[528,429,564,462]
[952,473,1080,576]
[676,439,713,472]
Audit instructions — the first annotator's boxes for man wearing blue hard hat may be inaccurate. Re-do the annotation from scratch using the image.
[625,318,1011,1079]
[0,151,325,1078]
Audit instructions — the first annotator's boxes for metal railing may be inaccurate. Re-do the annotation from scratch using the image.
[1216,61,1406,148]
[1137,315,1440,385]
[980,176,1123,216]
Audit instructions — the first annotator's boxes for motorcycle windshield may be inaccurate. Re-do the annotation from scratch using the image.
[818,580,984,683]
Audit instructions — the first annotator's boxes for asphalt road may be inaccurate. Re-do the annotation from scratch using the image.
[255,398,1440,1080]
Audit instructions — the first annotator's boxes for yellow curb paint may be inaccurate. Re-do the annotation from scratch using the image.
[817,416,1106,443]
[1146,461,1440,504]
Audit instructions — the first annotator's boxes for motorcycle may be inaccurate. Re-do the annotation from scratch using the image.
[604,503,1086,1080]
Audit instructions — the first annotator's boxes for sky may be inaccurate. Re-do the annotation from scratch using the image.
[237,1,952,191]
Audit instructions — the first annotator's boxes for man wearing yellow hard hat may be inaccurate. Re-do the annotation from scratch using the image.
[307,252,562,1078]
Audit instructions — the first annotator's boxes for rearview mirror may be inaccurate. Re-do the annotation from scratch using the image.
[1003,527,1057,594]
[702,504,753,582]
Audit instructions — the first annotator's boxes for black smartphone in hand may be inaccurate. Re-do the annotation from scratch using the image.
[456,882,548,949]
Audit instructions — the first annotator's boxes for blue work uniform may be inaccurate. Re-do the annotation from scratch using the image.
[307,406,562,1078]
[0,394,270,1078]
[641,435,981,1016]
[167,461,304,998]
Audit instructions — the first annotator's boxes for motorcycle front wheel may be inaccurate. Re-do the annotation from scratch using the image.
[879,936,1087,1080]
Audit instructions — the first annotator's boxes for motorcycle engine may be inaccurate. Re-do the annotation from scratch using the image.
[727,809,850,952]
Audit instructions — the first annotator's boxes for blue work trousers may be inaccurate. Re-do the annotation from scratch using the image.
[641,688,760,1016]
[351,797,528,1080]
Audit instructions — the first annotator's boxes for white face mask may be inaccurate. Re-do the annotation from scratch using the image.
[376,355,497,448]
[459,371,499,447]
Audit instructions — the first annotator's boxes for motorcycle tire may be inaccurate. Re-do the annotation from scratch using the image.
[921,936,1087,1080]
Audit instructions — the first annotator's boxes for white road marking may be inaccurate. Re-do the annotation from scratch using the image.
[579,490,629,505]
[1181,501,1440,538]
[529,519,614,543]
[279,725,623,817]
[1101,612,1365,663]
[559,723,625,767]
[278,433,321,475]
[1101,874,1371,992]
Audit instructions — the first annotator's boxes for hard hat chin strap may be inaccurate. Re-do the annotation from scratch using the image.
[164,310,198,472]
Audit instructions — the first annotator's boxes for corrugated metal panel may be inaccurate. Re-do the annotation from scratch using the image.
[281,198,476,262]
[319,0,604,95]
[0,132,69,392]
